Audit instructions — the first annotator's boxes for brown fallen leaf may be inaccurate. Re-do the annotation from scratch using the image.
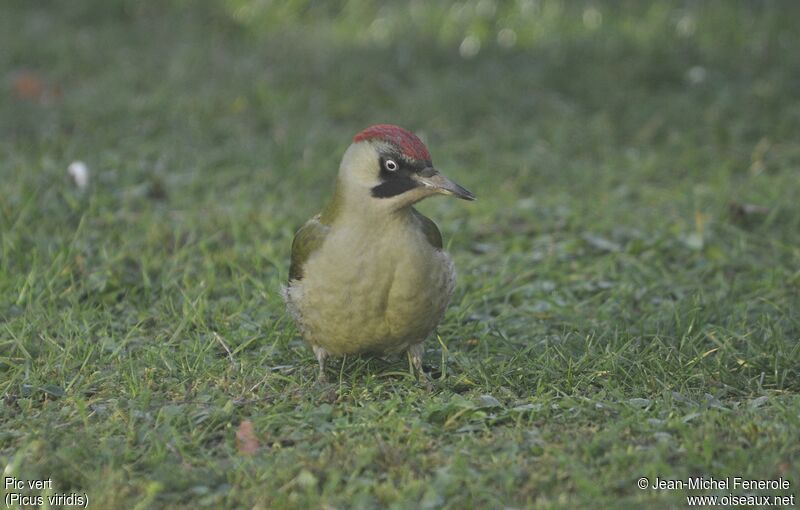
[235,419,259,455]
[13,71,45,99]
[12,71,62,103]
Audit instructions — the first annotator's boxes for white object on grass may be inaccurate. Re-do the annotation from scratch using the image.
[68,161,89,190]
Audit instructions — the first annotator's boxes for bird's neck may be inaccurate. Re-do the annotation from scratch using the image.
[320,177,415,229]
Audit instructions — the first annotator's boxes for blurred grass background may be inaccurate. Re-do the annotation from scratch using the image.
[1,0,799,508]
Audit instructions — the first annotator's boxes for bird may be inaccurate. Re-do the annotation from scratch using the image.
[283,124,474,385]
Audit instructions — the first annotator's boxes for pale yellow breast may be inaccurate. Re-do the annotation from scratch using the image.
[286,215,455,356]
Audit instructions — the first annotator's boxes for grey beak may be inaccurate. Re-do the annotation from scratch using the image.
[416,167,476,201]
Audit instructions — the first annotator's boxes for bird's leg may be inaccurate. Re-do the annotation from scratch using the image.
[407,343,432,390]
[312,345,329,383]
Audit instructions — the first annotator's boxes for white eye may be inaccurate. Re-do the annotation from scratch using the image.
[384,159,398,171]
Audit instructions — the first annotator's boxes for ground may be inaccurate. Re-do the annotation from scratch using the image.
[1,1,799,508]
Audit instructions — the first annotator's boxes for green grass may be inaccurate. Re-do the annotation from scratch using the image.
[2,0,799,508]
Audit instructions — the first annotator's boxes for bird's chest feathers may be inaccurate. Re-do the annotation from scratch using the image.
[295,213,454,354]
[309,217,439,305]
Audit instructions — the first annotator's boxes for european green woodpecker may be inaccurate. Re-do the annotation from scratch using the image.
[283,124,474,384]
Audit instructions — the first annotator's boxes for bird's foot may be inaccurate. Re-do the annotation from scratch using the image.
[408,343,433,391]
[417,369,433,392]
[312,345,330,385]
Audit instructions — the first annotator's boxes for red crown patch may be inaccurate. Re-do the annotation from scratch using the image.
[353,124,432,162]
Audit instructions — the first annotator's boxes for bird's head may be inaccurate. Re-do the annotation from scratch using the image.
[334,124,475,212]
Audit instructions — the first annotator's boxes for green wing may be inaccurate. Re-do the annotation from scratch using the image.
[289,214,329,281]
[412,208,443,249]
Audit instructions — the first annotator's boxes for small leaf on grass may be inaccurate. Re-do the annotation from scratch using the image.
[42,385,65,398]
[582,233,621,252]
[653,432,673,442]
[748,396,769,409]
[427,394,505,428]
[476,394,502,409]
[704,393,728,411]
[427,395,474,424]
[21,384,64,399]
[682,412,701,423]
[235,419,259,455]
[671,391,694,405]
[511,403,540,413]
[627,398,651,408]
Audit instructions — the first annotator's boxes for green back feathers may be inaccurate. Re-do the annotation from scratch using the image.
[289,215,329,281]
[412,208,443,249]
[289,187,342,281]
